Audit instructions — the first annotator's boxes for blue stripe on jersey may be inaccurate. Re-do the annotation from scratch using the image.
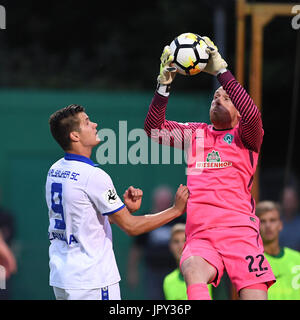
[64,153,95,166]
[103,204,125,216]
[101,287,109,300]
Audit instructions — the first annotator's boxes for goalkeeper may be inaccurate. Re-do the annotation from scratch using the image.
[144,37,276,300]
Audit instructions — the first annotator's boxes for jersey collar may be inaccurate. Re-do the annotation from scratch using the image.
[64,153,97,167]
[213,127,233,131]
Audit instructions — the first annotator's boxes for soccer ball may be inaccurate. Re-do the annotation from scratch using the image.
[169,33,209,76]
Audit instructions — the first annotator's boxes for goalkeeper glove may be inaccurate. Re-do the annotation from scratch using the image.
[157,46,177,85]
[202,36,228,76]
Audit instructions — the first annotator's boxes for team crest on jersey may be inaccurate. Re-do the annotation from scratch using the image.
[104,188,118,204]
[196,150,232,169]
[223,133,234,145]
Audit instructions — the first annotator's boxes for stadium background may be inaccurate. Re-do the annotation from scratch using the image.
[0,0,299,299]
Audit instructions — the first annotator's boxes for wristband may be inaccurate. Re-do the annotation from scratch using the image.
[216,68,228,76]
[156,83,171,97]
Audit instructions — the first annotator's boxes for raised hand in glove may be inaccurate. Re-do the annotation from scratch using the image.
[202,36,228,76]
[157,46,177,85]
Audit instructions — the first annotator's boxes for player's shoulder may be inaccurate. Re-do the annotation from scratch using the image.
[91,166,112,180]
[189,122,208,137]
[47,157,64,171]
[195,122,208,130]
[284,247,300,260]
[85,165,115,189]
[50,157,64,167]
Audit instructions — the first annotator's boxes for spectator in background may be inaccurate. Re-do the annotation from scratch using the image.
[127,185,186,300]
[279,185,300,251]
[256,201,300,300]
[163,223,187,300]
[0,206,17,299]
[163,223,213,300]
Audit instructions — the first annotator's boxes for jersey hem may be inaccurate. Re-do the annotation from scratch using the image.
[103,204,125,216]
[50,278,121,290]
[236,277,276,294]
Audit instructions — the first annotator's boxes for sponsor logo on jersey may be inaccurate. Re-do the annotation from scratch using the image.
[206,150,221,162]
[105,189,118,204]
[255,272,267,277]
[196,150,232,169]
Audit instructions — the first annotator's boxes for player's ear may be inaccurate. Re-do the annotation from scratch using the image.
[69,131,80,142]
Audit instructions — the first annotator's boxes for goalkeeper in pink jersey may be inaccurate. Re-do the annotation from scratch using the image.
[144,36,276,300]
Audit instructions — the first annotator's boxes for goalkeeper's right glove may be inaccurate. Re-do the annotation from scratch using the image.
[157,46,177,84]
[157,46,177,96]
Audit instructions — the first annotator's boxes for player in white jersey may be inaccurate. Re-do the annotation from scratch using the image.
[46,104,189,300]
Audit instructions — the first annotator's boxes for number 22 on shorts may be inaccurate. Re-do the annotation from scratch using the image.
[245,254,268,276]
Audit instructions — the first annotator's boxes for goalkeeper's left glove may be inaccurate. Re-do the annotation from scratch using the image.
[202,36,228,76]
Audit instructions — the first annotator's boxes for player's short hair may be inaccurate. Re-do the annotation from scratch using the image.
[49,104,85,151]
[255,201,281,218]
[170,223,186,239]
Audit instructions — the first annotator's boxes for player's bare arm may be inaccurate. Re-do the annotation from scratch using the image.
[109,184,189,236]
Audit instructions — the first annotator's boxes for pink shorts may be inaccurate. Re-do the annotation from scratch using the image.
[180,226,276,293]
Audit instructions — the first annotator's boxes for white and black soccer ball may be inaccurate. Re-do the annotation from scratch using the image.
[169,33,210,76]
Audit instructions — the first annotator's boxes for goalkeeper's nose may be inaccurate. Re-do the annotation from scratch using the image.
[215,97,223,107]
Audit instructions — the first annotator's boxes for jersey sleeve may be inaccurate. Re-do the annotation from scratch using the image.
[144,92,202,149]
[217,70,264,152]
[86,168,125,216]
